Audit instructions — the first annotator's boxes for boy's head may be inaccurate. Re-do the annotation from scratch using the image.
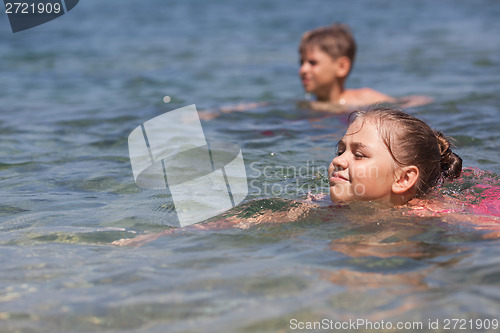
[298,24,357,100]
[299,24,356,75]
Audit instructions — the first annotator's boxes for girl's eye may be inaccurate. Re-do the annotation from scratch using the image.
[354,152,365,159]
[336,149,345,156]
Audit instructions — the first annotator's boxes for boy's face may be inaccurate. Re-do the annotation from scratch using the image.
[328,119,400,204]
[299,46,342,99]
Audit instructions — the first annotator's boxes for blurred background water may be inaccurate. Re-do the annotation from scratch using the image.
[1,0,499,332]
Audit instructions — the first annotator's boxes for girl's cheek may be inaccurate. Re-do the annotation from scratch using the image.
[353,183,367,198]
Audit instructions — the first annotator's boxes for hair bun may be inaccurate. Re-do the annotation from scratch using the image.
[435,131,462,179]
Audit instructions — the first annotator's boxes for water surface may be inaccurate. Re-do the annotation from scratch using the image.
[1,0,500,332]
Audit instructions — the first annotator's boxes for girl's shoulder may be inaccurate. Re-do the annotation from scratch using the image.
[404,170,500,239]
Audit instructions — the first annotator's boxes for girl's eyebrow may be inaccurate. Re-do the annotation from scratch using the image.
[337,140,367,149]
[351,142,367,149]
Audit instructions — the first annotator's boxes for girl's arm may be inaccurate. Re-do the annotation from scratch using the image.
[111,197,322,246]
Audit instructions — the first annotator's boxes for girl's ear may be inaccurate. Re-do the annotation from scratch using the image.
[392,166,419,194]
[335,56,351,78]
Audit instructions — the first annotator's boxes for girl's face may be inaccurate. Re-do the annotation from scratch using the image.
[329,118,400,204]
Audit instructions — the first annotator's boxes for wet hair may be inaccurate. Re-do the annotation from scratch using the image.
[349,107,462,197]
[299,23,356,75]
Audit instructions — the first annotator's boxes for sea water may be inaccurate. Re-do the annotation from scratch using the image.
[1,0,500,332]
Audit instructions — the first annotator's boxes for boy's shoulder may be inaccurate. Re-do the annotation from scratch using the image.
[344,87,396,106]
[346,88,434,108]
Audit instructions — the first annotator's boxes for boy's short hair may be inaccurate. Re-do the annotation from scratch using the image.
[299,23,356,69]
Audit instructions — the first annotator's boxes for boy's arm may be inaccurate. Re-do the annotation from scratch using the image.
[198,102,268,120]
[395,95,434,108]
[297,100,350,113]
[358,88,434,108]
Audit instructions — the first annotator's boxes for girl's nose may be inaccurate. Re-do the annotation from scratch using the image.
[332,154,348,171]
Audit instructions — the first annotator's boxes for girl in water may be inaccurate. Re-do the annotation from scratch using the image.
[114,107,498,246]
[327,106,462,205]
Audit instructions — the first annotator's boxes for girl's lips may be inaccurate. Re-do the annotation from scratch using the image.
[330,172,349,183]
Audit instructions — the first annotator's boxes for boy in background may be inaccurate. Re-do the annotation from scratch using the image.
[299,24,431,111]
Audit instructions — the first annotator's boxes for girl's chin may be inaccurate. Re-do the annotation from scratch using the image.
[329,190,353,203]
